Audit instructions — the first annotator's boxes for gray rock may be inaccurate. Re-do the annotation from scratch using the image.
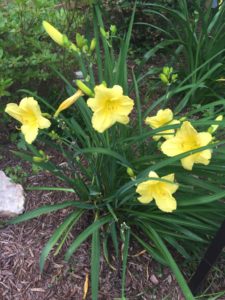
[74,70,84,79]
[0,171,25,217]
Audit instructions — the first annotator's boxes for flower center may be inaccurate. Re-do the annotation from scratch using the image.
[21,110,38,126]
[181,139,199,152]
[105,100,118,113]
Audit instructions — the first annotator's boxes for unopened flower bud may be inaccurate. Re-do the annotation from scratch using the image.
[90,38,96,51]
[127,167,135,177]
[160,73,169,85]
[33,156,45,163]
[110,25,117,34]
[76,80,94,97]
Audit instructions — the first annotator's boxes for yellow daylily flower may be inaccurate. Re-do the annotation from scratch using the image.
[145,108,179,140]
[87,84,134,133]
[136,171,178,213]
[161,121,212,170]
[43,21,77,51]
[5,97,51,144]
[54,90,84,118]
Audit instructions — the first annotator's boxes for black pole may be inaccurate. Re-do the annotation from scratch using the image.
[189,219,225,295]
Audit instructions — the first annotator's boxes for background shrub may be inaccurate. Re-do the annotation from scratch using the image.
[0,0,88,103]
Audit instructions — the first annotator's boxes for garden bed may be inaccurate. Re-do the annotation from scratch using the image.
[1,143,225,299]
[0,144,183,300]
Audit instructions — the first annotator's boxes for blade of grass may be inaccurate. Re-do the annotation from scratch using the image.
[91,227,101,300]
[7,202,77,225]
[121,225,130,299]
[40,210,83,272]
[145,225,195,300]
[65,215,112,261]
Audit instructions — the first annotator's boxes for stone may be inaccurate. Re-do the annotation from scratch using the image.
[150,274,159,285]
[74,70,84,80]
[0,171,25,217]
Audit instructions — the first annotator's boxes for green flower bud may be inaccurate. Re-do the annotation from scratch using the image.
[159,73,169,85]
[90,38,96,51]
[39,150,45,156]
[82,45,89,53]
[100,27,109,39]
[163,66,170,76]
[171,74,178,83]
[76,80,94,97]
[33,156,45,163]
[100,27,107,37]
[110,25,117,34]
[76,33,86,49]
[127,167,135,177]
[169,67,173,74]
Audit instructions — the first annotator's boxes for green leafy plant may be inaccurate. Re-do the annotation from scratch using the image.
[4,165,28,184]
[139,0,225,108]
[0,78,13,97]
[0,0,87,102]
[5,2,225,300]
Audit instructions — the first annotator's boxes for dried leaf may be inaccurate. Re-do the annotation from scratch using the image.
[83,273,89,300]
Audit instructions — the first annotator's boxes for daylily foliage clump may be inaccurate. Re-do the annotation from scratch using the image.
[5,4,225,300]
[6,92,217,211]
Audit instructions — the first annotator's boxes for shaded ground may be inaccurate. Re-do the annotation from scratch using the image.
[0,142,224,300]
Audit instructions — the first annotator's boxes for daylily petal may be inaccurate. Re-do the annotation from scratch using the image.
[137,195,153,204]
[154,193,177,213]
[157,108,173,122]
[162,174,179,194]
[20,97,41,116]
[176,121,198,140]
[5,103,23,123]
[181,155,196,170]
[153,135,161,141]
[21,124,38,144]
[161,137,183,156]
[92,110,115,133]
[110,85,123,97]
[116,115,129,125]
[94,84,110,101]
[200,149,212,160]
[195,150,212,165]
[118,97,134,113]
[38,116,51,129]
[87,97,98,111]
[198,132,213,146]
[147,171,161,186]
[148,171,158,179]
[162,119,180,139]
[136,181,153,203]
